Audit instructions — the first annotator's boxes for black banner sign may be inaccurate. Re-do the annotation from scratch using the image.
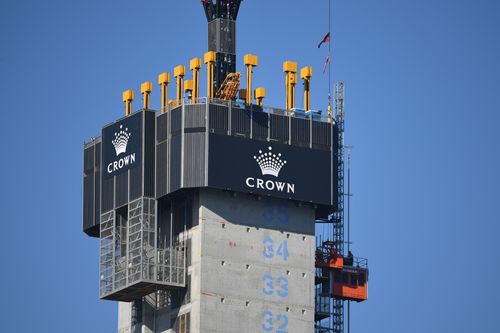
[102,113,142,180]
[208,134,334,206]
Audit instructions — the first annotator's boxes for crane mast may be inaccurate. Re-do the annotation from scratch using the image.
[202,0,242,94]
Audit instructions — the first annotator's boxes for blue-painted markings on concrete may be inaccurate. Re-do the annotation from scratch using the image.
[262,238,289,261]
[262,204,289,225]
[262,274,289,298]
[261,311,289,333]
[260,204,291,332]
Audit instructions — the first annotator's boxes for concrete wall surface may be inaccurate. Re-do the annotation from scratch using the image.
[118,189,316,333]
[197,190,315,333]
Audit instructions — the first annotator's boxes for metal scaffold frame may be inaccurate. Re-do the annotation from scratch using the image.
[99,198,186,301]
[333,81,345,260]
[315,82,345,333]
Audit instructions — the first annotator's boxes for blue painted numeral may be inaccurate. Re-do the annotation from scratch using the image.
[261,275,289,298]
[262,274,274,296]
[276,241,289,261]
[262,205,289,225]
[276,314,289,333]
[263,238,275,259]
[261,311,274,332]
[262,238,289,261]
[261,312,289,333]
[276,277,289,298]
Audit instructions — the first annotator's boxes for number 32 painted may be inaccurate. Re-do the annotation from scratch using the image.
[262,311,288,333]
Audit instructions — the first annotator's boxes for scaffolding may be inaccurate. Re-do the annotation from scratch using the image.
[99,198,186,301]
[315,82,345,333]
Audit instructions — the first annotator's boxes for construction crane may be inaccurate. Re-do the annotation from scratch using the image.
[201,0,242,93]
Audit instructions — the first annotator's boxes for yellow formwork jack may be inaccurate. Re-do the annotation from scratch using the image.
[141,81,153,109]
[255,87,266,107]
[244,54,258,105]
[190,58,202,103]
[174,65,186,101]
[300,66,312,111]
[204,51,216,99]
[283,61,298,113]
[158,72,170,113]
[184,80,194,99]
[122,90,134,116]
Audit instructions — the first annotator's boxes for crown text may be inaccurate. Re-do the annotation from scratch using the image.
[245,177,295,194]
[107,153,136,174]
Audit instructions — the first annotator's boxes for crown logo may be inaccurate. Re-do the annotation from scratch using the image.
[253,146,287,177]
[112,125,131,156]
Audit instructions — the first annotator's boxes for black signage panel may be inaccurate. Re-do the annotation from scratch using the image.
[208,134,333,205]
[102,113,142,180]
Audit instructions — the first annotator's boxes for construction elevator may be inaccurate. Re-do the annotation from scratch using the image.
[82,1,368,332]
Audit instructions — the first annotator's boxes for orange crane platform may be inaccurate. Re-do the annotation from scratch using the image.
[315,241,368,302]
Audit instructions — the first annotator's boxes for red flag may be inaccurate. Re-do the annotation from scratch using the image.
[318,32,331,48]
[323,54,330,73]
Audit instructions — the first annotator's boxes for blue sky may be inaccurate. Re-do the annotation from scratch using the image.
[1,0,499,332]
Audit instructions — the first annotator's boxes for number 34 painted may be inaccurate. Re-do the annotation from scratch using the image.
[262,238,289,261]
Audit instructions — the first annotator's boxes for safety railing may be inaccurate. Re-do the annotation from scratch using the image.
[163,97,331,123]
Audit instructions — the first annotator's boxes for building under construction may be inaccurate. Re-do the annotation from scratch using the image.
[82,1,368,332]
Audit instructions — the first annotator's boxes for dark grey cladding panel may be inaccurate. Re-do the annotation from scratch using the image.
[209,104,228,134]
[150,105,336,208]
[156,141,169,198]
[83,140,101,237]
[183,132,205,187]
[312,121,332,150]
[171,107,182,136]
[129,165,142,201]
[102,112,142,181]
[144,112,155,197]
[251,108,268,141]
[332,124,339,152]
[270,113,289,143]
[291,117,310,147]
[157,112,168,143]
[99,110,156,213]
[95,141,101,167]
[231,106,250,137]
[84,144,94,173]
[208,134,334,206]
[101,177,114,213]
[184,104,206,129]
[115,172,128,208]
[170,135,182,192]
[94,154,101,229]
[83,171,95,232]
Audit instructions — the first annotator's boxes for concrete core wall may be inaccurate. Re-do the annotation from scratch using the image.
[118,189,316,333]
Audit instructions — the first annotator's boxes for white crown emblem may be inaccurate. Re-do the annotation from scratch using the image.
[112,125,131,156]
[253,146,287,177]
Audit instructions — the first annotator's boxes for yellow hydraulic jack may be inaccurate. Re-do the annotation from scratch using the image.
[122,90,134,116]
